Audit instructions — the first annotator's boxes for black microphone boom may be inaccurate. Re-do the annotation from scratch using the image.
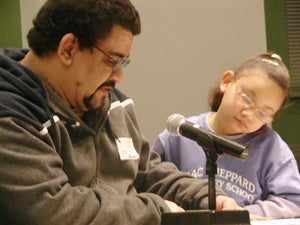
[166,114,248,159]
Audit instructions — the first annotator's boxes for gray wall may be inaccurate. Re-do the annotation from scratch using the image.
[20,0,45,47]
[120,0,266,144]
[20,0,267,145]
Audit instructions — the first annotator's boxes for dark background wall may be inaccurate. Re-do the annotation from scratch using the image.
[265,0,300,158]
[0,0,22,47]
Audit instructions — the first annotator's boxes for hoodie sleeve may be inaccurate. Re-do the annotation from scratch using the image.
[244,157,300,219]
[134,134,226,210]
[244,195,300,219]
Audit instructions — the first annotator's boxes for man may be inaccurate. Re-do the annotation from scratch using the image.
[0,0,238,224]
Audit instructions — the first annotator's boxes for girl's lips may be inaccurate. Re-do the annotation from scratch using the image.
[235,117,247,128]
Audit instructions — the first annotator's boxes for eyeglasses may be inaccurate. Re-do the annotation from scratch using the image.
[94,45,130,71]
[235,81,273,123]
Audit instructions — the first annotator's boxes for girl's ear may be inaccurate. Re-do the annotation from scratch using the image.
[57,33,78,66]
[220,70,234,92]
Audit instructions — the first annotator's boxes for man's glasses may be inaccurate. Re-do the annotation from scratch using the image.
[94,45,130,71]
[235,81,273,123]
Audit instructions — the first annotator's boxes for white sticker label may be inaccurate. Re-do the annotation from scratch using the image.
[116,137,139,160]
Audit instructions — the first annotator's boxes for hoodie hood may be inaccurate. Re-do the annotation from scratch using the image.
[0,48,55,136]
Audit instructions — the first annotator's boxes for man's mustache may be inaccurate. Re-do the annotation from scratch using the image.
[99,80,116,89]
[83,81,116,109]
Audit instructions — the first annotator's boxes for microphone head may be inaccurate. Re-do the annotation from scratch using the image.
[166,114,186,135]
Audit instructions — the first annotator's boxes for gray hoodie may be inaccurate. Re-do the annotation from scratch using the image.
[0,48,224,225]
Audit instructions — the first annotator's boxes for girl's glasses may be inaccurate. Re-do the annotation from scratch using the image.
[235,81,273,123]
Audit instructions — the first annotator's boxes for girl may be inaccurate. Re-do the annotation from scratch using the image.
[153,53,300,219]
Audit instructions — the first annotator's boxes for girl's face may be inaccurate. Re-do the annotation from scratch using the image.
[213,70,286,135]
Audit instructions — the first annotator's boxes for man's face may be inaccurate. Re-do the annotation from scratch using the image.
[69,24,133,115]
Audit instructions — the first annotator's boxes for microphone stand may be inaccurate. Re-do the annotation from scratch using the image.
[195,135,251,224]
[202,137,218,210]
[161,135,251,225]
[161,117,250,225]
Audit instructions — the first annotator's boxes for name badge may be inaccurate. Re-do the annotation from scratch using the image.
[116,137,139,160]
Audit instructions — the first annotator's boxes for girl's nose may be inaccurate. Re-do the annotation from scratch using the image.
[240,108,255,119]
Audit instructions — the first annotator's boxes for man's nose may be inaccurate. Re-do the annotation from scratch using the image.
[110,67,124,83]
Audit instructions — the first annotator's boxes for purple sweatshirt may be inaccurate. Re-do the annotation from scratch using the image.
[153,112,300,219]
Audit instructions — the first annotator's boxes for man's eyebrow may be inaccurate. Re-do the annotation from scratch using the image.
[110,51,129,59]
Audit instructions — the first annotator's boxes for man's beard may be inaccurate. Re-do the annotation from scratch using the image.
[83,81,115,110]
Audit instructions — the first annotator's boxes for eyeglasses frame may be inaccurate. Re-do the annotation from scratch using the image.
[94,45,130,71]
[235,80,273,123]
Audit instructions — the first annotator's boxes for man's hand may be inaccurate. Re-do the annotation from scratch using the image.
[164,200,185,212]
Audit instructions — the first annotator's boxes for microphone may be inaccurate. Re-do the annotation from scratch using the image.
[166,114,248,159]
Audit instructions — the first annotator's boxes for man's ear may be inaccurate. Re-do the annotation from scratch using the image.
[220,70,234,92]
[57,33,78,66]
